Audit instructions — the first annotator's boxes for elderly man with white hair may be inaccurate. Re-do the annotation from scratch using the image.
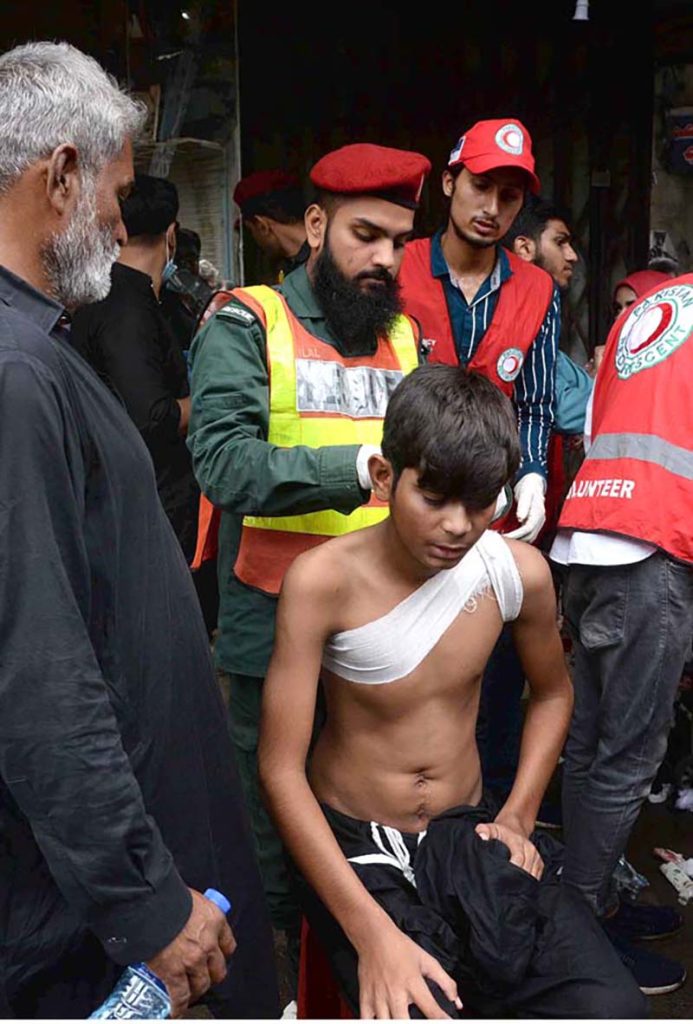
[0,40,278,1020]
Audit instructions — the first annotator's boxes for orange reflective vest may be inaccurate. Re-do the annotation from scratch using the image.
[398,239,554,395]
[192,285,420,594]
[558,275,693,563]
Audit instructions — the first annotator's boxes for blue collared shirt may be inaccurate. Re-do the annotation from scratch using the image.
[430,229,560,479]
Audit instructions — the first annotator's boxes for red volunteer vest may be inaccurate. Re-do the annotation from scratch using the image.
[398,238,554,395]
[558,275,693,563]
[398,238,560,537]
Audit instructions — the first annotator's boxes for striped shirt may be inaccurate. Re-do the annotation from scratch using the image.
[430,230,560,478]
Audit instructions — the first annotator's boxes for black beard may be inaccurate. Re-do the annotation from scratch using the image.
[312,239,403,354]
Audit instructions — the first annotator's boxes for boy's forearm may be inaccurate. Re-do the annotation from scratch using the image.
[496,684,572,833]
[261,767,394,950]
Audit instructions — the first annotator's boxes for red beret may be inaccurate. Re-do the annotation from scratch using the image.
[447,119,541,194]
[233,170,301,212]
[310,143,432,209]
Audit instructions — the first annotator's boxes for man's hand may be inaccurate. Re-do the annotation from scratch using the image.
[357,924,462,1019]
[505,473,546,543]
[475,818,544,880]
[145,888,236,1018]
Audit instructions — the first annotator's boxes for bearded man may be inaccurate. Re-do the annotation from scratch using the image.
[187,142,431,1003]
[0,40,278,1019]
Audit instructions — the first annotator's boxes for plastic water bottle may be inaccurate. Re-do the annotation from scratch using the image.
[90,887,232,1019]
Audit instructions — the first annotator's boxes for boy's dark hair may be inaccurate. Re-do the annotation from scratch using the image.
[382,365,520,507]
[502,193,572,249]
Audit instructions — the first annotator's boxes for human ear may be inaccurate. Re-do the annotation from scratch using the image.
[252,215,274,240]
[369,454,395,502]
[304,203,327,251]
[513,235,536,263]
[45,144,80,215]
[442,170,455,198]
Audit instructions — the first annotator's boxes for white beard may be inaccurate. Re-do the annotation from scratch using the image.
[41,177,120,309]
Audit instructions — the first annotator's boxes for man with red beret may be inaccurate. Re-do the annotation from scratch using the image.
[187,142,431,1006]
[233,169,309,282]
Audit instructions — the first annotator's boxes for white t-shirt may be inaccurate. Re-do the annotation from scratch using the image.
[549,390,656,567]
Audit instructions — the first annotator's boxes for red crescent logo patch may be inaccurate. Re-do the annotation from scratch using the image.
[627,302,673,356]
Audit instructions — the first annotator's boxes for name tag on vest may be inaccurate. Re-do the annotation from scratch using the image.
[296,359,405,418]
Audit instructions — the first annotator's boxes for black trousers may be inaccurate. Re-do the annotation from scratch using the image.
[298,800,648,1019]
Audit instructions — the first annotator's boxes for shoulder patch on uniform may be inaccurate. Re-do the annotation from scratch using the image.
[217,303,258,325]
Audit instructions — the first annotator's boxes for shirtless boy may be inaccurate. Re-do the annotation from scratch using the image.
[259,365,646,1020]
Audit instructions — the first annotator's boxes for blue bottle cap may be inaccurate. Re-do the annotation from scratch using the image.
[204,887,231,914]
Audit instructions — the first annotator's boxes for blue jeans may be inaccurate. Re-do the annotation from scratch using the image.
[560,551,693,915]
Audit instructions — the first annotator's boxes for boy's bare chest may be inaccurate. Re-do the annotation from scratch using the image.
[409,592,502,694]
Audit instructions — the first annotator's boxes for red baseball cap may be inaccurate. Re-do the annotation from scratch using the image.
[447,119,540,194]
[233,170,302,214]
[310,143,432,209]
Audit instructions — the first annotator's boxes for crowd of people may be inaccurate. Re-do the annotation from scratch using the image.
[0,37,692,1022]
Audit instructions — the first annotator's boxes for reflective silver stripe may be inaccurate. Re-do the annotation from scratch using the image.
[587,432,693,480]
[295,359,405,418]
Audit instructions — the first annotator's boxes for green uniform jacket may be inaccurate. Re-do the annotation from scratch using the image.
[187,265,419,677]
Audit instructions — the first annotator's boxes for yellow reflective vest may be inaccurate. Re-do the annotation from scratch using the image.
[226,284,420,594]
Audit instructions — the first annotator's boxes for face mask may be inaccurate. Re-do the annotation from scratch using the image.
[161,259,178,285]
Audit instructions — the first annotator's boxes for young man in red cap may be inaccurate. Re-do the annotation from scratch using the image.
[187,142,431,1008]
[400,118,559,541]
[233,169,309,282]
[399,119,561,816]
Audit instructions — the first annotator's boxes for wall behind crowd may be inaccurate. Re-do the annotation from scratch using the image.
[650,62,693,275]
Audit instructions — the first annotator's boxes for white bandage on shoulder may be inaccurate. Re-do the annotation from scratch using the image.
[322,531,523,684]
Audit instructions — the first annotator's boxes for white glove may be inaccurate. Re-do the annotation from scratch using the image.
[504,472,547,543]
[356,444,381,491]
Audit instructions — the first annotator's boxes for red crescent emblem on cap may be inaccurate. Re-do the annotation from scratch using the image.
[495,124,524,156]
[628,301,674,356]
